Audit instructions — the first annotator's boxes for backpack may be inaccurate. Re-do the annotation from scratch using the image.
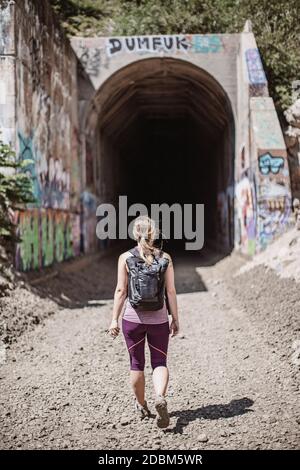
[126,246,170,311]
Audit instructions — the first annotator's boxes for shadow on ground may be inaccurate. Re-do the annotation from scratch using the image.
[165,397,254,434]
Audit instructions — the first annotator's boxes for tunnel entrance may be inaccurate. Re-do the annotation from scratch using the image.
[88,58,235,252]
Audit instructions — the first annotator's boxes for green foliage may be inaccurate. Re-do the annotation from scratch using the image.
[50,0,300,114]
[0,138,36,241]
[50,0,120,36]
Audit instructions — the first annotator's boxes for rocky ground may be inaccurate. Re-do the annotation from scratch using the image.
[0,243,299,450]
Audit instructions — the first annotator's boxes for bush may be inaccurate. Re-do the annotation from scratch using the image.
[0,137,36,244]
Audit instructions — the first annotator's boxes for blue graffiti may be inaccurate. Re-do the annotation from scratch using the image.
[18,131,70,209]
[81,191,97,215]
[18,131,42,205]
[258,153,284,175]
[245,48,267,85]
[192,35,222,53]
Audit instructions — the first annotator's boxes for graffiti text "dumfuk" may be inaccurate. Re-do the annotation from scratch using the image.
[106,35,222,56]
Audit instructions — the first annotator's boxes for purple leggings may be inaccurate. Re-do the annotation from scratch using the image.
[122,318,170,371]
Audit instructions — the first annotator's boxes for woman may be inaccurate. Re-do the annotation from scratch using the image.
[107,215,179,428]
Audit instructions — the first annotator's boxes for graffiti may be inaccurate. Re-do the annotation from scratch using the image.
[259,180,290,199]
[18,131,70,210]
[71,213,81,256]
[258,153,284,175]
[81,191,98,253]
[15,210,81,271]
[78,45,101,76]
[258,199,291,248]
[258,181,291,249]
[18,131,41,203]
[41,210,54,267]
[16,209,40,271]
[106,35,223,57]
[70,128,81,208]
[245,48,267,85]
[192,35,222,53]
[81,191,97,215]
[236,176,291,253]
[46,157,70,209]
[55,212,73,262]
[236,177,256,255]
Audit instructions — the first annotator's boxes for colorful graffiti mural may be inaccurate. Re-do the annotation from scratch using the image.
[245,48,268,97]
[18,131,71,210]
[245,48,267,85]
[15,210,81,271]
[235,177,256,255]
[257,181,292,249]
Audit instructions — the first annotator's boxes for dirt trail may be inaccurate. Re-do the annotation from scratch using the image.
[0,249,299,449]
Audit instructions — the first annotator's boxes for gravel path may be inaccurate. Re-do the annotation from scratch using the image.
[0,250,299,449]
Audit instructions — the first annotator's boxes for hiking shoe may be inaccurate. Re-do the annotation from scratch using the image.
[155,395,170,428]
[134,399,151,419]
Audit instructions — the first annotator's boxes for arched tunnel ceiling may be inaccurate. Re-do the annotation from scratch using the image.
[87,58,233,142]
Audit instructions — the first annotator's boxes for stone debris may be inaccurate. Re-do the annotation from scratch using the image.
[0,250,299,449]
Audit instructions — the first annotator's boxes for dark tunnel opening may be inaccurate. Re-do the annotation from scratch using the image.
[88,58,235,253]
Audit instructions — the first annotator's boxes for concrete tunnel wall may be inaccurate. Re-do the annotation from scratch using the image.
[0,0,293,270]
[0,0,88,271]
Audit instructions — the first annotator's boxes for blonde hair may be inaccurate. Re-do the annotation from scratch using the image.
[132,215,159,264]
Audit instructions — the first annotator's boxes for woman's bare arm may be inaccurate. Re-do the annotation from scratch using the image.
[108,253,128,337]
[164,253,179,336]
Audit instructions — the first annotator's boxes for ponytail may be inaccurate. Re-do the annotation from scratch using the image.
[132,216,158,264]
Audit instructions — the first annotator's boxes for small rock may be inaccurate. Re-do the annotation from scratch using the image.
[120,417,130,426]
[197,433,208,442]
[289,237,297,247]
[269,417,277,424]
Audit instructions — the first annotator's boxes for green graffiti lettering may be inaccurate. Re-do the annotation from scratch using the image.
[19,212,39,271]
[55,214,65,263]
[41,211,54,266]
